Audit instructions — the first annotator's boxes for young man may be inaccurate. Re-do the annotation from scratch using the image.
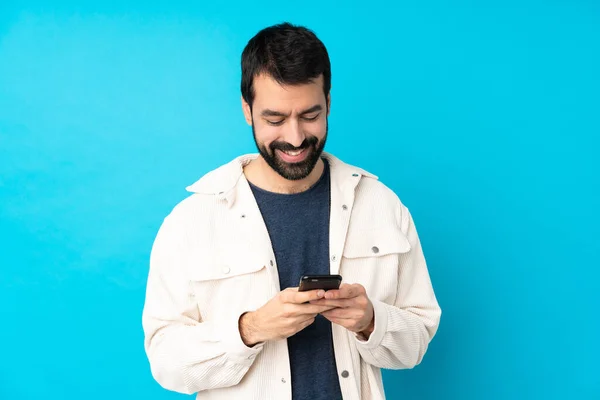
[142,22,441,400]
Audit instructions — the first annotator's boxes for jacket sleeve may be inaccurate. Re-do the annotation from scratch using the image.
[354,203,442,369]
[142,214,263,394]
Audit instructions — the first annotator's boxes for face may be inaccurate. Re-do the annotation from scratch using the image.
[242,74,330,181]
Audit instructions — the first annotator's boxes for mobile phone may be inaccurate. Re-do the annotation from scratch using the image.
[298,274,342,292]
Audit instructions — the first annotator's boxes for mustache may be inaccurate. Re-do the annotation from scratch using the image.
[270,136,319,152]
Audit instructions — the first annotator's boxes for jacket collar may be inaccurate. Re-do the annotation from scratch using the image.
[186,152,378,201]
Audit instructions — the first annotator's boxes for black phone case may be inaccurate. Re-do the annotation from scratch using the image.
[298,275,342,291]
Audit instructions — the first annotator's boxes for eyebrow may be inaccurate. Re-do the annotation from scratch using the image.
[261,104,323,118]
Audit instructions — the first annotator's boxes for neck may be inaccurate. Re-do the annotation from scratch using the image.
[244,156,324,194]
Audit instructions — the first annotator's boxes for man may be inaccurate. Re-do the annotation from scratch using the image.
[142,22,441,400]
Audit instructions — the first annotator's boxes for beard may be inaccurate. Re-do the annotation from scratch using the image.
[252,121,328,181]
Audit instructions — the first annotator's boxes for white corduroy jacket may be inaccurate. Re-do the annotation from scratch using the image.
[142,152,441,399]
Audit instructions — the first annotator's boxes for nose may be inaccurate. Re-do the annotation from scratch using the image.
[281,119,305,148]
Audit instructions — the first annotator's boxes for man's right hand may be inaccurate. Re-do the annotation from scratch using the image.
[239,288,334,346]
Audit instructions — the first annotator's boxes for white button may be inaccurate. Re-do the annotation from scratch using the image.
[222,266,230,274]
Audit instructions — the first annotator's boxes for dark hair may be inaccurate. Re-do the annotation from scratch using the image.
[241,22,331,108]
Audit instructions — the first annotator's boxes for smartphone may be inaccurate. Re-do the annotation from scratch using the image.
[298,274,342,292]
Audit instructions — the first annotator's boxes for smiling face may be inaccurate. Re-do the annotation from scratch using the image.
[242,73,330,181]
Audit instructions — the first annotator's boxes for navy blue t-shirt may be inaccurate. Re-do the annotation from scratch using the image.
[249,159,342,400]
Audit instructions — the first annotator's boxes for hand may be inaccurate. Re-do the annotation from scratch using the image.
[239,288,335,346]
[310,283,375,338]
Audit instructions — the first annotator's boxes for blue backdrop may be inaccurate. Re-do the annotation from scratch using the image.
[1,1,598,399]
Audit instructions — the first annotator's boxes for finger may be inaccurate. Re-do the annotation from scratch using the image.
[295,303,335,315]
[324,283,364,300]
[322,289,340,300]
[279,287,297,301]
[321,314,352,329]
[322,284,349,300]
[298,316,316,331]
[321,308,361,320]
[309,298,353,308]
[288,289,326,304]
[300,313,317,323]
[339,283,364,299]
[302,317,315,329]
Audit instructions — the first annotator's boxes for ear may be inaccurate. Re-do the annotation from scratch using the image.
[326,93,331,116]
[241,95,253,126]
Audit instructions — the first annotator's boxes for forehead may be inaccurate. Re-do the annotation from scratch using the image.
[252,74,325,111]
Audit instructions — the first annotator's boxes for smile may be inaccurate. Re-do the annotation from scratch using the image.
[277,147,309,163]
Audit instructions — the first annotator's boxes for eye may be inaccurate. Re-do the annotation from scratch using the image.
[302,113,320,122]
[266,119,285,126]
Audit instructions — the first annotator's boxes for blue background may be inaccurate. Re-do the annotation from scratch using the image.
[1,1,598,399]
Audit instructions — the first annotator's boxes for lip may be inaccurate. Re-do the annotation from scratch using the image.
[276,147,309,163]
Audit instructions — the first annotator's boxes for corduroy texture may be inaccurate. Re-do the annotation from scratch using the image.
[142,152,441,399]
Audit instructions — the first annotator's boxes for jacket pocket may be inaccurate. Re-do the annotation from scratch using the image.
[187,252,270,321]
[342,227,411,259]
[188,257,266,282]
[341,227,411,302]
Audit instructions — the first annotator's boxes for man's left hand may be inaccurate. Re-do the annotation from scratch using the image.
[310,283,375,338]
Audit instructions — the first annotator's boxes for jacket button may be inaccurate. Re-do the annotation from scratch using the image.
[281,378,286,383]
[342,205,348,210]
[352,173,359,177]
[341,370,349,378]
[270,260,274,266]
[222,266,230,274]
[371,246,379,254]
